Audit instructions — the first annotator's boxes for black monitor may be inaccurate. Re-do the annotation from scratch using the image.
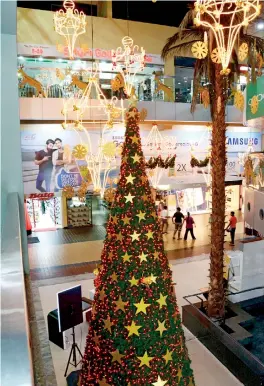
[57,285,83,333]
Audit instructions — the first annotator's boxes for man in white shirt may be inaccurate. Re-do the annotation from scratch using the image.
[160,205,169,234]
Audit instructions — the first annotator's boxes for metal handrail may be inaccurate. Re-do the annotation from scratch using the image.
[1,193,34,386]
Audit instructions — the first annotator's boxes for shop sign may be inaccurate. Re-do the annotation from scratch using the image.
[17,43,164,65]
[56,169,82,189]
[28,193,54,199]
[246,76,264,121]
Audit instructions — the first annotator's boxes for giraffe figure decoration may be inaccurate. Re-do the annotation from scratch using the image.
[18,65,47,97]
[153,71,174,101]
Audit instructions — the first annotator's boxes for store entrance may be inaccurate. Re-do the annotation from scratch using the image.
[26,197,62,231]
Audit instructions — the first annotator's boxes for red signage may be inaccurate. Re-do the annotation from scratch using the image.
[28,193,54,200]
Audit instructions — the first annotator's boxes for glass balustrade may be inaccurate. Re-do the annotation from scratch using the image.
[17,56,247,105]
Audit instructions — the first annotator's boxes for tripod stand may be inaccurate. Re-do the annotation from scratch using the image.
[64,326,83,377]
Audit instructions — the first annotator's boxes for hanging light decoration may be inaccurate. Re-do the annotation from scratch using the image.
[62,65,125,132]
[111,36,146,97]
[194,0,261,75]
[54,0,86,59]
[143,124,177,188]
[72,130,117,197]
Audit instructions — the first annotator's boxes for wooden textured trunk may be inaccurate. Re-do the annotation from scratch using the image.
[207,64,227,318]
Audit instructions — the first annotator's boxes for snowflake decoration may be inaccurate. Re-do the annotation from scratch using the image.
[211,47,222,64]
[250,95,259,114]
[72,144,88,159]
[191,41,208,59]
[234,90,244,111]
[238,43,248,61]
[102,142,116,157]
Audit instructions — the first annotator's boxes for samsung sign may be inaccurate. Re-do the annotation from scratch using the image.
[226,133,261,152]
[226,137,259,146]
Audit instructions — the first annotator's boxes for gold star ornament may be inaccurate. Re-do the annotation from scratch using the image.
[125,193,135,203]
[136,211,146,222]
[156,293,168,309]
[123,252,132,262]
[111,349,124,364]
[163,349,173,364]
[146,230,154,240]
[130,231,140,242]
[104,317,113,333]
[156,320,167,337]
[137,351,154,368]
[135,298,151,315]
[115,296,128,312]
[129,276,139,286]
[131,135,140,144]
[132,153,141,163]
[98,378,110,386]
[152,376,168,386]
[125,321,142,337]
[126,173,136,184]
[139,252,148,262]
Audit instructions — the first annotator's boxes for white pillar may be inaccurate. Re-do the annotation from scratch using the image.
[1,1,29,273]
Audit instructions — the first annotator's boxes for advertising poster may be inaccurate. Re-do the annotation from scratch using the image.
[246,76,264,121]
[21,124,261,194]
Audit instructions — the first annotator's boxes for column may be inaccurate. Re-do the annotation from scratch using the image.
[1,1,29,273]
[164,57,175,102]
[97,1,113,18]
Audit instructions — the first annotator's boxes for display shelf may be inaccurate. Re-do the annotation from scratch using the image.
[67,205,92,228]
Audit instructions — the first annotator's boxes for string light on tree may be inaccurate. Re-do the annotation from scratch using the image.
[112,36,146,97]
[54,0,86,59]
[194,0,261,75]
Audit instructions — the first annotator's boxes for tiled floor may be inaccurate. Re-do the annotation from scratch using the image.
[29,212,244,279]
[37,256,243,386]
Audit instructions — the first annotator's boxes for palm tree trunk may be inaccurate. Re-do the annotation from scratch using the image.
[207,64,227,318]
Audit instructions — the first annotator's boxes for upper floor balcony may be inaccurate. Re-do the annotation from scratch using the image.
[18,56,243,124]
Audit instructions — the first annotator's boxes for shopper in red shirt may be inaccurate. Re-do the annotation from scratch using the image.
[183,212,196,241]
[226,211,237,246]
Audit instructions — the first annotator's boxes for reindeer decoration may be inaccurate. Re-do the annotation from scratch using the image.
[18,65,47,97]
[153,71,174,102]
[69,74,88,90]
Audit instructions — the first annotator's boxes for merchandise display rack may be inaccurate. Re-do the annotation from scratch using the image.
[66,196,92,228]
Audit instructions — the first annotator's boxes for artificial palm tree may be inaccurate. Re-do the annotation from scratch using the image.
[162,4,264,318]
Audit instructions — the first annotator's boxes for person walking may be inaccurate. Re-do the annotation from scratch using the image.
[161,205,169,234]
[172,207,185,240]
[226,211,237,246]
[184,212,196,240]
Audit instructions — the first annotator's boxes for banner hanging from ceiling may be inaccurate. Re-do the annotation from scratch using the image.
[246,76,264,121]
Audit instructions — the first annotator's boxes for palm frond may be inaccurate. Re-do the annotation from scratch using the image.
[162,29,203,59]
[178,9,196,37]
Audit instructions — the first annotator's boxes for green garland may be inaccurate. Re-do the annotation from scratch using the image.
[190,156,210,168]
[146,155,176,169]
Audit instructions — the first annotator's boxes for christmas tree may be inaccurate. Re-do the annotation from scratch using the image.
[81,107,195,386]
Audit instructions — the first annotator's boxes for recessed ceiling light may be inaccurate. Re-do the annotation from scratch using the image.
[257,22,264,30]
[178,82,181,85]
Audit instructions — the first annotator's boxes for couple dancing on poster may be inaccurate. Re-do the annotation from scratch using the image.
[35,138,75,192]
